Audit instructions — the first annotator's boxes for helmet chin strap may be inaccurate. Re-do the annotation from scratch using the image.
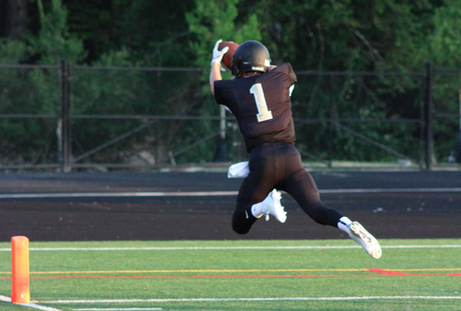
[241,71,261,78]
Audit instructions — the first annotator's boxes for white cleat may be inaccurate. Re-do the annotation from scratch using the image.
[263,190,287,223]
[348,221,382,259]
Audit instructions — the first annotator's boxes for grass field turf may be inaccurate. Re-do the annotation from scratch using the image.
[0,239,459,311]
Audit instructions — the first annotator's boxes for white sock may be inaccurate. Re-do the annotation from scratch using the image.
[251,202,265,218]
[337,216,352,235]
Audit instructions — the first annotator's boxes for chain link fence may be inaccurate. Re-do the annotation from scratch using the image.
[292,69,426,169]
[432,67,461,164]
[1,61,454,172]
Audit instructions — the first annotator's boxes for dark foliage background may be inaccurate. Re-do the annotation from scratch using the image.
[1,0,460,169]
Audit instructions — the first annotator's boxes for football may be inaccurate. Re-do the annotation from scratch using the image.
[218,41,239,70]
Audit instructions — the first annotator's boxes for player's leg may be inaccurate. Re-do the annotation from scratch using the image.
[274,145,343,226]
[232,146,275,234]
[280,169,343,227]
[277,146,381,259]
[233,174,274,234]
[281,170,381,258]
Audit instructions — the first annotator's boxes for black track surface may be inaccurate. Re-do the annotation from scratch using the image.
[0,171,460,241]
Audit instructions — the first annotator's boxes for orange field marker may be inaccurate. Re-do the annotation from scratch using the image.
[11,236,30,304]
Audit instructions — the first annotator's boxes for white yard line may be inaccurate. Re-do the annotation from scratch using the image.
[40,296,461,304]
[0,244,460,252]
[4,294,460,310]
[0,295,62,311]
[74,309,161,311]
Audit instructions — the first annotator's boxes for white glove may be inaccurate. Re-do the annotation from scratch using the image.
[210,39,229,66]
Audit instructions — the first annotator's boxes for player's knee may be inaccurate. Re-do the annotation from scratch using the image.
[232,212,252,234]
[232,219,251,234]
[232,225,250,235]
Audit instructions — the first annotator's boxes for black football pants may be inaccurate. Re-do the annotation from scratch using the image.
[232,142,343,234]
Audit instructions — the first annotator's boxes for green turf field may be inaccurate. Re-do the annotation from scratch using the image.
[0,239,460,311]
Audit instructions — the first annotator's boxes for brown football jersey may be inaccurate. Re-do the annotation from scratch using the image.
[214,63,297,152]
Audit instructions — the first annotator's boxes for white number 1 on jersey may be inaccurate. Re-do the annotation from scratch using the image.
[250,83,273,122]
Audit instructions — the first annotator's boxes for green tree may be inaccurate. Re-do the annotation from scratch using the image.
[420,1,461,160]
[103,0,195,66]
[186,0,262,68]
[29,0,86,64]
[250,0,438,72]
[421,1,461,68]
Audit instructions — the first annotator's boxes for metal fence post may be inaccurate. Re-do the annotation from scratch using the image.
[60,59,71,172]
[328,74,334,168]
[425,62,434,170]
[418,76,425,171]
[213,105,227,162]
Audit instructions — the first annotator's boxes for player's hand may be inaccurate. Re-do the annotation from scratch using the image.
[210,39,229,66]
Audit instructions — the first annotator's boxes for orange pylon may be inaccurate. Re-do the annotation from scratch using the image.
[11,236,30,304]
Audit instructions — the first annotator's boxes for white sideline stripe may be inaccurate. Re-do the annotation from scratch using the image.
[1,187,461,199]
[0,191,237,199]
[0,245,460,252]
[75,309,161,311]
[41,296,461,304]
[321,187,461,194]
[0,295,61,311]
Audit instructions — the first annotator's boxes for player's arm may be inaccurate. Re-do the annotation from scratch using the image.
[209,62,222,95]
[209,40,229,95]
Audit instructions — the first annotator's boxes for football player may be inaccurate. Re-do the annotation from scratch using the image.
[210,40,381,259]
